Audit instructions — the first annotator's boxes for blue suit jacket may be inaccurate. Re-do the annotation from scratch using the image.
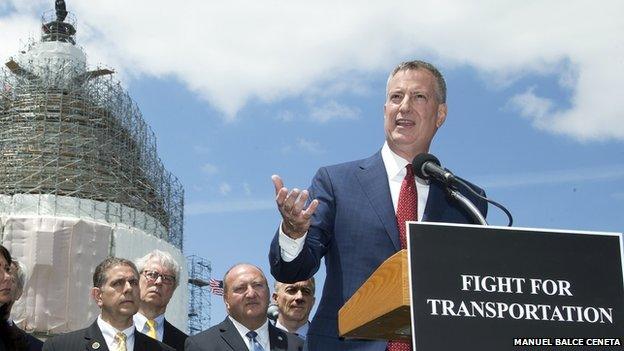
[269,151,487,351]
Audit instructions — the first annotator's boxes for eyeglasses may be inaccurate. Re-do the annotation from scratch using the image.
[142,270,176,285]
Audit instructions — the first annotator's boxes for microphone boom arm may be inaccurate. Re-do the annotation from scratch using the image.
[447,187,488,225]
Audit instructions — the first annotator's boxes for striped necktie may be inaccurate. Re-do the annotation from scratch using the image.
[246,331,265,351]
[146,319,158,339]
[114,332,127,351]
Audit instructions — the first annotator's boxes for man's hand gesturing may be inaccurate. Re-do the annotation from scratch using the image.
[272,175,319,239]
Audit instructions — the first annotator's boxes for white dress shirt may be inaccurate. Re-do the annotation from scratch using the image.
[97,315,135,351]
[275,320,309,340]
[133,312,165,341]
[229,317,271,351]
[279,142,430,261]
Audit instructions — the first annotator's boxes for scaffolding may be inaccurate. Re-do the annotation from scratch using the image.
[187,255,212,335]
[0,11,184,249]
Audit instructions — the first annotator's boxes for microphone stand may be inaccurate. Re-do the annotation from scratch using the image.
[447,187,488,225]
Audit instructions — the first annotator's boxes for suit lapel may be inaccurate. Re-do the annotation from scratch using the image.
[422,179,448,222]
[268,323,289,351]
[162,320,171,344]
[219,318,249,351]
[355,152,401,251]
[84,321,110,351]
[134,329,149,351]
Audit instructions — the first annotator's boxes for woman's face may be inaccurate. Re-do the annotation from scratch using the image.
[0,255,12,304]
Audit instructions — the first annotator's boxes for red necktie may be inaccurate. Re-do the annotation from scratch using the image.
[396,164,418,249]
[387,164,417,351]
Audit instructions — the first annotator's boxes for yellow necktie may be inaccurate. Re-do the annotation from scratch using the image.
[114,332,127,351]
[146,319,157,339]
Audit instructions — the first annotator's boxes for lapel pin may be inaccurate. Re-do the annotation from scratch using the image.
[91,341,101,349]
[278,335,284,341]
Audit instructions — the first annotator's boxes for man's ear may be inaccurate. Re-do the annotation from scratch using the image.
[436,103,447,128]
[272,292,278,303]
[91,287,103,307]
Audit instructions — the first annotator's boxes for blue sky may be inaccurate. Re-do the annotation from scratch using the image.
[1,0,623,328]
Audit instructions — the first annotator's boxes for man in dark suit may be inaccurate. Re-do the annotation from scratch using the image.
[133,250,187,350]
[269,60,488,350]
[185,263,303,351]
[271,278,315,340]
[43,257,173,351]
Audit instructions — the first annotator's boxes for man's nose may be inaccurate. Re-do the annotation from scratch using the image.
[123,281,134,292]
[399,95,412,113]
[245,285,258,297]
[293,290,305,302]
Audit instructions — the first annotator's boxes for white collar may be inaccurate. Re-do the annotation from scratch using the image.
[133,312,165,330]
[97,315,135,349]
[381,142,429,185]
[275,319,309,339]
[228,316,270,347]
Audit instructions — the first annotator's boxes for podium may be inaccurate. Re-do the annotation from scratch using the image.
[338,249,411,340]
[337,223,624,350]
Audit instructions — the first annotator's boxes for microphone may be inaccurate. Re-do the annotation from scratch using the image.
[267,303,279,321]
[412,153,457,185]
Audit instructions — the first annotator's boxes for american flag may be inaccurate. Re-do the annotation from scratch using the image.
[209,278,224,296]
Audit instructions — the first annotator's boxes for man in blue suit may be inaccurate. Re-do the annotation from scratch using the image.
[269,60,487,351]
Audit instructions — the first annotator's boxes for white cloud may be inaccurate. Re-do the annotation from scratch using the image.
[297,138,323,154]
[1,0,623,140]
[508,86,554,128]
[219,182,232,195]
[186,199,274,215]
[309,100,360,123]
[477,165,624,189]
[200,163,218,175]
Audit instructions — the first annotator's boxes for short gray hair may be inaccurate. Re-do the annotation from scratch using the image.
[135,250,181,287]
[386,60,447,103]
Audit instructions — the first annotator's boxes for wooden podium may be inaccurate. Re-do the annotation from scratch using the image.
[338,250,411,340]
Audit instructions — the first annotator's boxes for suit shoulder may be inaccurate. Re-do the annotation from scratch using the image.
[45,327,89,342]
[42,328,88,349]
[312,153,380,185]
[136,331,175,351]
[322,154,377,173]
[164,319,188,338]
[185,324,221,343]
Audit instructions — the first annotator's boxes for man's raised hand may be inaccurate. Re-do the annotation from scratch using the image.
[272,175,319,239]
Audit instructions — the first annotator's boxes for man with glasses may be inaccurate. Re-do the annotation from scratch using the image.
[272,279,315,340]
[43,257,173,351]
[134,250,187,351]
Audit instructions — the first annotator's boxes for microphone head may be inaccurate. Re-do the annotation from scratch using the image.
[267,303,279,321]
[412,153,440,179]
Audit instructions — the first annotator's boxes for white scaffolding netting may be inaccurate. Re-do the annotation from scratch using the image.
[1,207,188,335]
[1,40,184,249]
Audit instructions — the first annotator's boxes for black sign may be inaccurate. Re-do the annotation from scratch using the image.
[407,223,624,351]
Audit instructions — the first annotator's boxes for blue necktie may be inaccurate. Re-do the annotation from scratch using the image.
[246,331,265,351]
